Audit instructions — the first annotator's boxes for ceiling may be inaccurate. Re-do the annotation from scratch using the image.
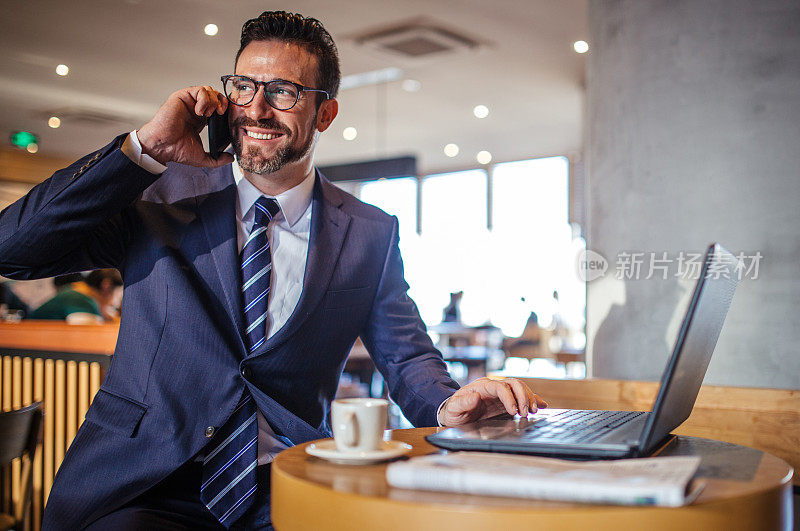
[0,0,588,176]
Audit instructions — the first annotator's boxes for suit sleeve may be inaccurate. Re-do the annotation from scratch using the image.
[360,216,460,427]
[0,134,161,279]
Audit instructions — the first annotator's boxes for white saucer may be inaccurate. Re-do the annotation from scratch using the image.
[305,440,412,465]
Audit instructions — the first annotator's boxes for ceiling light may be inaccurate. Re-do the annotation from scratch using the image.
[473,105,489,119]
[26,143,39,154]
[204,24,219,36]
[343,127,358,141]
[48,116,61,129]
[443,143,459,157]
[573,40,589,54]
[341,67,403,91]
[402,79,421,92]
[476,150,492,164]
[56,64,69,76]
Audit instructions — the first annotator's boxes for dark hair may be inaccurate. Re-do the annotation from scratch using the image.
[85,269,123,290]
[236,11,341,100]
[53,273,84,288]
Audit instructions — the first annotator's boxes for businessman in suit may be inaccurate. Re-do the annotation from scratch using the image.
[0,11,544,530]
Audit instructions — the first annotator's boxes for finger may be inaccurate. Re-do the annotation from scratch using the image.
[180,86,205,117]
[490,381,519,416]
[202,86,220,117]
[216,91,228,114]
[533,393,548,408]
[505,378,533,415]
[194,86,218,117]
[523,384,536,412]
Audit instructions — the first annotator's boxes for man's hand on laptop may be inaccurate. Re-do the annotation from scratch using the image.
[438,377,548,427]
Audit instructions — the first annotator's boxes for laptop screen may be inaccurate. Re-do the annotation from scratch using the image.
[640,243,740,453]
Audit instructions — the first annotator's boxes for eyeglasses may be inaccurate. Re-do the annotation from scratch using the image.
[221,75,330,111]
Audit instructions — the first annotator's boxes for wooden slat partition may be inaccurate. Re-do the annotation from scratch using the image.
[520,377,800,485]
[0,321,117,530]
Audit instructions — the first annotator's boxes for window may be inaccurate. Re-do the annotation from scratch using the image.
[416,170,489,325]
[353,157,584,345]
[489,157,583,338]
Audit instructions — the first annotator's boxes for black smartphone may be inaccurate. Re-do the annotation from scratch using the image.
[207,108,232,159]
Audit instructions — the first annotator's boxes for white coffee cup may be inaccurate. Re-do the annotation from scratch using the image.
[331,398,388,453]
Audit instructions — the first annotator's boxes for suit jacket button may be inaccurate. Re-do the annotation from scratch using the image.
[205,426,215,438]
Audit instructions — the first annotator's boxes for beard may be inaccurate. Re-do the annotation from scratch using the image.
[231,117,315,175]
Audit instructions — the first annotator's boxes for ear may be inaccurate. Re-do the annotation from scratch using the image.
[315,98,338,133]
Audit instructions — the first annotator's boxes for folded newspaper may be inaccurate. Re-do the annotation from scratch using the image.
[386,452,704,507]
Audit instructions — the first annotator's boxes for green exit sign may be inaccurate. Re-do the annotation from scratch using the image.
[11,131,38,149]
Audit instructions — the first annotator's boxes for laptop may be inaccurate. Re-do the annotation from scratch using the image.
[427,243,740,459]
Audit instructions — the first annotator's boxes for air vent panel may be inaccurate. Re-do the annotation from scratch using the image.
[351,19,485,62]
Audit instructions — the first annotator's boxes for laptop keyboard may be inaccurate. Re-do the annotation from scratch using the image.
[521,410,645,444]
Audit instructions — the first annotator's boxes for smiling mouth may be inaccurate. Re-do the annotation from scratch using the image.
[245,130,283,140]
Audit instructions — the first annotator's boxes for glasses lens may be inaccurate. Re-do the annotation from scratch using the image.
[264,81,300,110]
[224,76,256,105]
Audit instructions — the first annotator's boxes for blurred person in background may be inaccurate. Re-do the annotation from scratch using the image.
[0,279,29,319]
[442,290,463,323]
[28,269,122,322]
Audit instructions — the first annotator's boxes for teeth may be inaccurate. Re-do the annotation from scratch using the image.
[246,131,280,140]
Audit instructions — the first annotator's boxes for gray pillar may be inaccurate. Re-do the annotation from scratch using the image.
[586,0,800,388]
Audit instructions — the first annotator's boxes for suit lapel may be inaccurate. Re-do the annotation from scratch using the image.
[192,164,247,355]
[258,172,351,354]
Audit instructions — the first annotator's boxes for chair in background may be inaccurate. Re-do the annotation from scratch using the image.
[0,402,42,531]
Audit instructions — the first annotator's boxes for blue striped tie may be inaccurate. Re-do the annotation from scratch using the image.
[200,196,280,527]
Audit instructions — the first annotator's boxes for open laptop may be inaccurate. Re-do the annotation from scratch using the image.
[427,243,740,459]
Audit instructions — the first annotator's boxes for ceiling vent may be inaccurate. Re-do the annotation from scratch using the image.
[351,19,485,62]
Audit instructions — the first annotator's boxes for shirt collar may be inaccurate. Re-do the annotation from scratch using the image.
[232,160,315,227]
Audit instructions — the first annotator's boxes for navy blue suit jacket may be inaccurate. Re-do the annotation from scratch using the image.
[0,135,459,529]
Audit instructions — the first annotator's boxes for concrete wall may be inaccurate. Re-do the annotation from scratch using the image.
[586,0,800,389]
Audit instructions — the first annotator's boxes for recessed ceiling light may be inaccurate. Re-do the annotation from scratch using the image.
[444,143,459,157]
[26,143,39,154]
[573,40,589,54]
[204,24,219,36]
[402,79,421,92]
[343,127,358,141]
[473,105,489,119]
[476,150,492,164]
[48,116,61,129]
[341,67,403,91]
[56,64,69,76]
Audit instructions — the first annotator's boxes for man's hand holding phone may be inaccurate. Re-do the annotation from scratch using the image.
[137,86,234,168]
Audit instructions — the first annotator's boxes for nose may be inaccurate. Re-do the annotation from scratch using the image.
[244,85,276,120]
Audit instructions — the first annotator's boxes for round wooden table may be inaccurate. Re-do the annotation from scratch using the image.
[271,427,794,530]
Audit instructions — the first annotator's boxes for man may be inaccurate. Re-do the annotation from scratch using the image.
[0,11,544,530]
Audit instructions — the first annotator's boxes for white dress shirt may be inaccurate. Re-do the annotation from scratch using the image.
[120,132,449,464]
[232,157,314,464]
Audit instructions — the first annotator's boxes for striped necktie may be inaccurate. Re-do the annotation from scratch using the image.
[200,196,280,527]
[240,196,281,353]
